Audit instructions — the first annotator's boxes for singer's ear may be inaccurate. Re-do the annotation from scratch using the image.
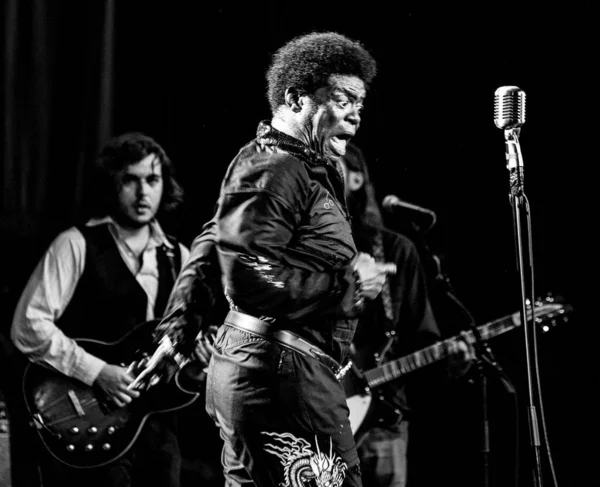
[284,87,303,112]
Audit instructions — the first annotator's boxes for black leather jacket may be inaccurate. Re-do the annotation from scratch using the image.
[162,122,365,363]
[219,121,367,361]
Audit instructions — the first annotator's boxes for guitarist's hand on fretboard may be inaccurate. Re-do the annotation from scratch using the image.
[95,363,141,407]
[446,331,477,379]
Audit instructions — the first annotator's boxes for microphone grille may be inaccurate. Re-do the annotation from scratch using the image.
[382,194,399,211]
[494,86,526,130]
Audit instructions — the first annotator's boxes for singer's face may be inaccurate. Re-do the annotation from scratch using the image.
[112,154,163,229]
[300,74,365,159]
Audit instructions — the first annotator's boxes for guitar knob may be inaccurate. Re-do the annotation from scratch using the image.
[88,426,98,434]
[107,426,116,435]
[102,443,112,451]
[66,444,75,452]
[69,426,80,434]
[85,444,94,451]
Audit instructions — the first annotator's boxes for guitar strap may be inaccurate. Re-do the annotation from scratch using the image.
[371,230,397,362]
[161,241,179,283]
[372,231,394,326]
[155,236,182,319]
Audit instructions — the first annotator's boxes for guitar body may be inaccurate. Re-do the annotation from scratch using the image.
[22,320,199,469]
[342,336,404,447]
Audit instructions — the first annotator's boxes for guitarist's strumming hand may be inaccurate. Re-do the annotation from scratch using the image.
[352,252,397,300]
[95,364,141,407]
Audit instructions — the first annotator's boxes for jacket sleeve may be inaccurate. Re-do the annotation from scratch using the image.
[154,219,228,355]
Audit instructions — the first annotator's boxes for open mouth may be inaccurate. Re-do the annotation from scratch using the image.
[330,134,352,156]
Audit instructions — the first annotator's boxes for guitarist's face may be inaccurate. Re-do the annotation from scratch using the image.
[112,153,164,229]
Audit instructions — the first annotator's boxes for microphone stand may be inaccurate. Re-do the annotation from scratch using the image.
[433,256,516,487]
[504,127,543,487]
[406,222,515,487]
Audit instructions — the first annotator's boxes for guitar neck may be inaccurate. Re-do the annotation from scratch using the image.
[363,311,521,389]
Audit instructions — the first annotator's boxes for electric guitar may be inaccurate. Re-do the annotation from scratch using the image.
[22,319,201,469]
[344,295,572,447]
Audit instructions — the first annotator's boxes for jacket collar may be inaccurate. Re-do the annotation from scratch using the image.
[255,120,331,167]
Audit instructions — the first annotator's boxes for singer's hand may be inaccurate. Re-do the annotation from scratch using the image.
[95,364,140,407]
[127,336,174,392]
[353,252,397,300]
[194,325,217,370]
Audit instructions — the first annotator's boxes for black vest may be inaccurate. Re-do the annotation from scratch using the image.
[57,225,181,342]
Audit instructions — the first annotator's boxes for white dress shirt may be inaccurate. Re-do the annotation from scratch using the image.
[10,217,189,386]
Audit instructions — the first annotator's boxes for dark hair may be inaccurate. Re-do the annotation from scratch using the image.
[266,31,377,113]
[86,132,184,218]
[343,142,384,233]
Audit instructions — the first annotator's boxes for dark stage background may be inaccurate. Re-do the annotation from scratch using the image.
[1,2,597,487]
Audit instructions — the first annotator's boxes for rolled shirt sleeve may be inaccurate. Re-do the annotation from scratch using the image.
[10,228,107,385]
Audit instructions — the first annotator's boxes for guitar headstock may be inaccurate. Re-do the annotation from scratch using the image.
[526,294,573,333]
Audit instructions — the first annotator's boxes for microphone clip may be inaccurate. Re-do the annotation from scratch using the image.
[503,128,524,196]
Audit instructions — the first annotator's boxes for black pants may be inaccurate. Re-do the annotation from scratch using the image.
[206,324,362,486]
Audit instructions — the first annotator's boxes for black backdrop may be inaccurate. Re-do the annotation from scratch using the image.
[1,3,597,487]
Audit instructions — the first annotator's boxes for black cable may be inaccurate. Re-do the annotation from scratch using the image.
[523,195,559,487]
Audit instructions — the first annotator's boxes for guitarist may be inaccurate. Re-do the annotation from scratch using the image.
[339,143,475,487]
[10,132,190,487]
